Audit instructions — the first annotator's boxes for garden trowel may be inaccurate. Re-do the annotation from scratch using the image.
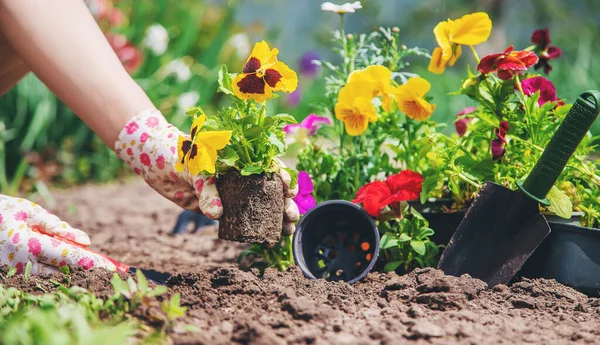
[100,254,171,285]
[438,90,600,287]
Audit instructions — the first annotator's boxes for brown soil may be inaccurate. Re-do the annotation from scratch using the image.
[217,171,284,245]
[3,180,599,345]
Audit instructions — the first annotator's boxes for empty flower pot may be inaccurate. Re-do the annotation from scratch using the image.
[292,200,379,284]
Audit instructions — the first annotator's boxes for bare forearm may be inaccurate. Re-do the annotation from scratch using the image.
[0,0,154,146]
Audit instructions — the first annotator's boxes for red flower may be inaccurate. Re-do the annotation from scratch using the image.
[531,28,562,75]
[455,106,476,137]
[139,153,151,167]
[478,46,539,80]
[78,257,95,270]
[491,121,509,161]
[28,238,42,256]
[353,170,423,217]
[518,76,564,107]
[156,155,166,170]
[15,262,24,274]
[106,33,143,74]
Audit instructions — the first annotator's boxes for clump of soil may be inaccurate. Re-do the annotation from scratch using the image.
[4,180,598,345]
[217,171,284,245]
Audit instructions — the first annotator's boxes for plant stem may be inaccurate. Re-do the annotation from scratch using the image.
[339,14,348,75]
[468,45,480,64]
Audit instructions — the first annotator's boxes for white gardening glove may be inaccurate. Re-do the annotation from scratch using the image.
[115,109,300,233]
[0,195,125,275]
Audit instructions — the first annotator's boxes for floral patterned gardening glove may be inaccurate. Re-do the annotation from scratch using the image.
[0,195,125,275]
[114,109,300,234]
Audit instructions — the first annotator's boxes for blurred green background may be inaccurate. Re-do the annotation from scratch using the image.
[1,0,598,196]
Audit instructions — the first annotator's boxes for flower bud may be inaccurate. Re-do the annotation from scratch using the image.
[346,33,354,40]
[392,27,400,33]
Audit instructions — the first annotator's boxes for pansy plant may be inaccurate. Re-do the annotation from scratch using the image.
[424,14,600,228]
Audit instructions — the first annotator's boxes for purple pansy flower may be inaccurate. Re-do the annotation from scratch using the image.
[293,171,316,215]
[298,51,321,78]
[455,106,476,137]
[286,86,302,108]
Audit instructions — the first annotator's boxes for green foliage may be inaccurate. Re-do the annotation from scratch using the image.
[379,207,440,273]
[237,235,294,272]
[294,22,439,272]
[0,269,189,345]
[429,69,600,227]
[189,64,297,177]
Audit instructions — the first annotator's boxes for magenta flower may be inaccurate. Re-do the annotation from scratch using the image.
[518,76,564,107]
[284,114,331,144]
[293,171,316,215]
[455,106,476,137]
[531,28,562,75]
[491,121,509,161]
[298,51,321,78]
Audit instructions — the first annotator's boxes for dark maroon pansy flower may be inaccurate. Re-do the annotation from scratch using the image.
[491,121,509,161]
[455,106,477,137]
[531,28,562,75]
[517,76,564,107]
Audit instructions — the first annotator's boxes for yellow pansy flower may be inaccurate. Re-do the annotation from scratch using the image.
[176,114,232,175]
[394,77,436,121]
[232,41,298,103]
[428,12,492,74]
[347,65,396,112]
[335,82,378,136]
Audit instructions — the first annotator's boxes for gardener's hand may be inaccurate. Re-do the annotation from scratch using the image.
[0,195,122,275]
[115,109,300,233]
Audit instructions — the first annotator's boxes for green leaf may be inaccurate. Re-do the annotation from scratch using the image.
[220,146,240,167]
[217,65,234,95]
[268,133,285,153]
[110,274,131,298]
[6,266,16,278]
[58,266,71,275]
[240,164,263,176]
[24,261,32,280]
[244,126,263,139]
[410,240,426,255]
[383,261,402,272]
[135,270,148,293]
[380,233,399,249]
[152,285,168,296]
[240,115,257,126]
[273,114,297,124]
[398,233,412,242]
[547,185,573,219]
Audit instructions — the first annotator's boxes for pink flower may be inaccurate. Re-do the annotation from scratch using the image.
[518,76,564,107]
[14,211,28,221]
[174,191,184,200]
[140,132,149,143]
[211,199,222,207]
[156,155,166,169]
[78,257,95,270]
[293,172,316,215]
[455,106,476,137]
[0,213,3,224]
[12,233,20,244]
[125,121,139,135]
[145,116,160,128]
[170,146,176,154]
[139,153,151,167]
[28,238,42,256]
[15,262,24,274]
[64,232,76,241]
[50,239,61,247]
[284,114,332,143]
[126,148,133,156]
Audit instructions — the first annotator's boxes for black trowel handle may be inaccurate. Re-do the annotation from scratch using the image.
[518,90,600,205]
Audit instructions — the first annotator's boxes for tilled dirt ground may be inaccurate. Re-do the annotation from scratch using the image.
[7,180,600,344]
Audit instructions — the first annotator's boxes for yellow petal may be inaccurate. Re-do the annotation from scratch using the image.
[269,61,298,93]
[451,12,492,46]
[61,248,68,257]
[194,130,233,151]
[334,97,377,136]
[398,77,431,97]
[433,20,454,64]
[354,97,378,123]
[247,40,276,66]
[175,135,189,173]
[8,253,14,261]
[448,45,462,66]
[428,47,446,74]
[188,145,215,175]
[398,96,436,121]
[190,114,206,138]
[337,81,374,105]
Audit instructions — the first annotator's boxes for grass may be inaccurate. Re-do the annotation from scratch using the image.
[0,267,191,345]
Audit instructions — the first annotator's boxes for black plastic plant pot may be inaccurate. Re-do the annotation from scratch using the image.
[292,200,380,284]
[518,222,600,296]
